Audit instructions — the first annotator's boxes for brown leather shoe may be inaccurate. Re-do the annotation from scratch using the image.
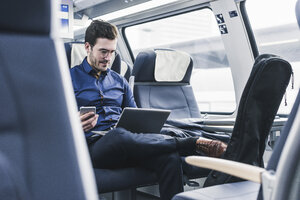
[196,138,227,158]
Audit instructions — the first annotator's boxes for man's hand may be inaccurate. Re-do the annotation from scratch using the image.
[80,112,99,132]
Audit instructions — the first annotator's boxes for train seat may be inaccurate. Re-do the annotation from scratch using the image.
[131,49,214,185]
[172,55,294,200]
[64,42,132,81]
[203,54,292,187]
[65,43,159,196]
[0,0,98,199]
[173,88,300,200]
[132,49,201,120]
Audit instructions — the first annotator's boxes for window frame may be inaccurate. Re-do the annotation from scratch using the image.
[121,7,237,114]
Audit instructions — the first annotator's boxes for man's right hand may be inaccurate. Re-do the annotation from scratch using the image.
[80,112,99,132]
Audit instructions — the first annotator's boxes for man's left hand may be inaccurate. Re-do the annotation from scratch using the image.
[80,112,99,132]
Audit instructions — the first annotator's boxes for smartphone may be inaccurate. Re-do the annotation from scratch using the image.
[80,106,96,115]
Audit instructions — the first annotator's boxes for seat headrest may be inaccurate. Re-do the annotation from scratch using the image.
[71,43,87,68]
[132,49,193,83]
[0,0,51,34]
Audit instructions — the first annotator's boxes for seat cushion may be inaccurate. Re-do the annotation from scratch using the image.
[94,168,157,193]
[134,85,201,119]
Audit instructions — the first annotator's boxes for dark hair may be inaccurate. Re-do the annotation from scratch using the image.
[84,20,118,46]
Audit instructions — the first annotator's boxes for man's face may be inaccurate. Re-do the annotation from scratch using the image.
[85,37,117,72]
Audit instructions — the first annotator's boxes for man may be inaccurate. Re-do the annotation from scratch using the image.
[70,20,227,200]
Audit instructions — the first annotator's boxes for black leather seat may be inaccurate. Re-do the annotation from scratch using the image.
[0,0,98,199]
[173,88,300,200]
[172,55,294,200]
[204,54,292,187]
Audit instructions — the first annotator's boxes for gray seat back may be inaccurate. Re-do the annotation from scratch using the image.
[132,49,201,119]
[0,152,29,200]
[0,0,98,199]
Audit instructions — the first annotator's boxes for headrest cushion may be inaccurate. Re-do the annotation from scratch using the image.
[71,43,86,68]
[133,49,193,83]
[154,49,191,82]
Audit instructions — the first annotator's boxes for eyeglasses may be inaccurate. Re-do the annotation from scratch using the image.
[99,49,117,58]
[89,45,116,58]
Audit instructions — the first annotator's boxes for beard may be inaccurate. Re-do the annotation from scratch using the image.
[89,53,109,72]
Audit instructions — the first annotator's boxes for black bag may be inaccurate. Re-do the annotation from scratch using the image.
[204,54,293,187]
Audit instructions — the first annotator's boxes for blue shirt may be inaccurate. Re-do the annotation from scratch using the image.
[70,58,137,137]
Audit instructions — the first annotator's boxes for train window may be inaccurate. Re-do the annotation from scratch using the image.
[125,9,236,113]
[246,0,299,115]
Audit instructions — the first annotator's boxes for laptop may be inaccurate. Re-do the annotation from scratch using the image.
[92,107,171,135]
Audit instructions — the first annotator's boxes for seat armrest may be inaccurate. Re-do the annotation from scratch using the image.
[185,156,265,183]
